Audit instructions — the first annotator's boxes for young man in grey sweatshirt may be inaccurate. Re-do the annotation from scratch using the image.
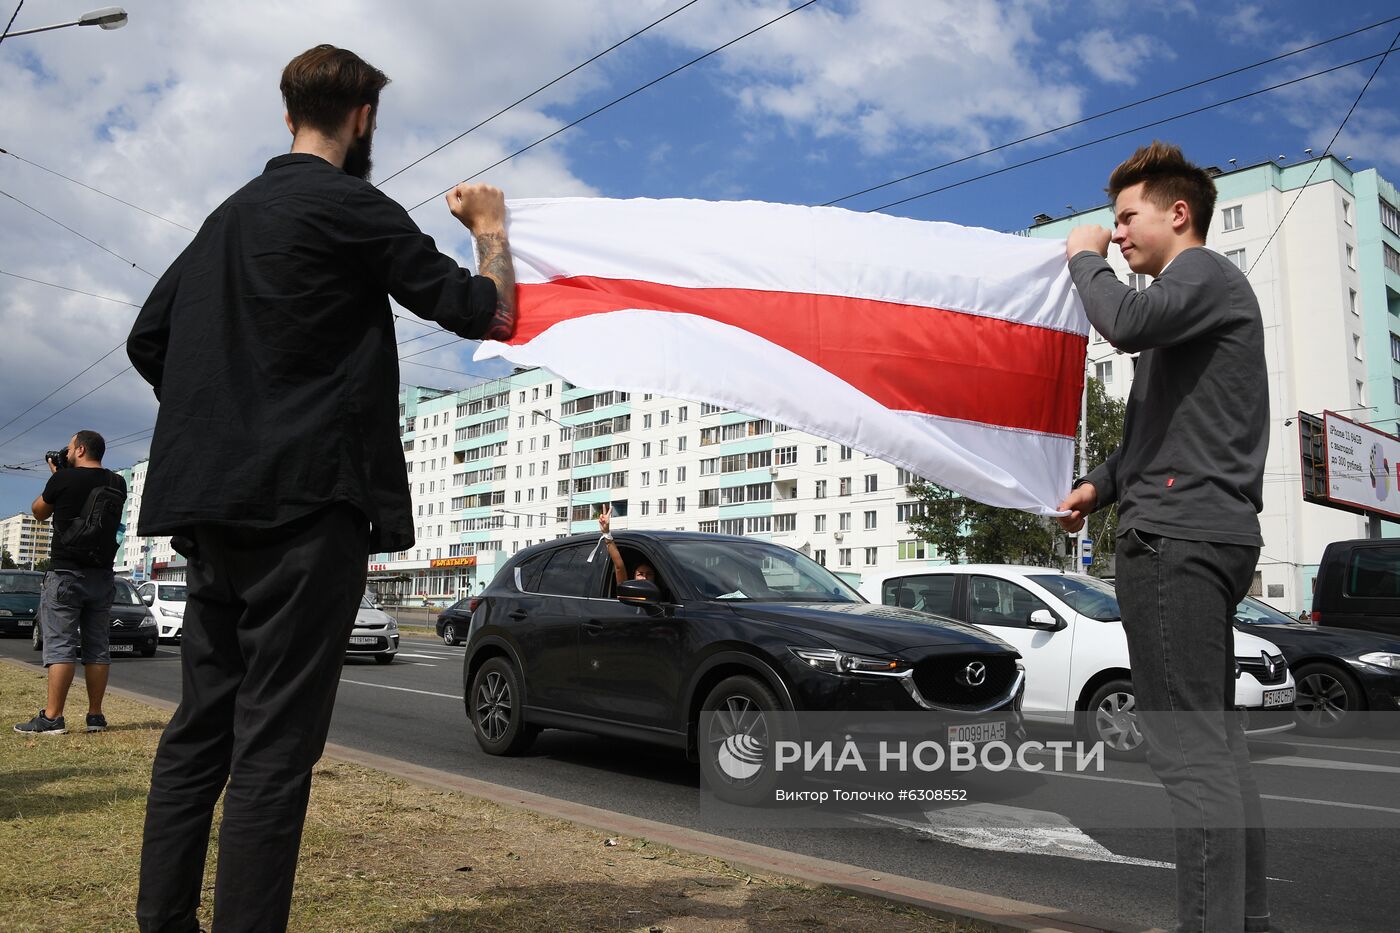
[1057,141,1271,933]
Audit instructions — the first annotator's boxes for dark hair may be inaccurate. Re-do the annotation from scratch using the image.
[1107,140,1216,238]
[73,430,105,462]
[280,45,389,135]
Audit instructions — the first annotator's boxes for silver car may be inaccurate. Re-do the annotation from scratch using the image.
[347,596,398,664]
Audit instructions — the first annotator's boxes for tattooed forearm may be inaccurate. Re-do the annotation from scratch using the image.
[476,232,517,341]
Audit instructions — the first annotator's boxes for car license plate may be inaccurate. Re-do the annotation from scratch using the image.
[109,643,134,654]
[349,636,377,645]
[17,620,31,627]
[947,721,1006,745]
[1263,687,1295,708]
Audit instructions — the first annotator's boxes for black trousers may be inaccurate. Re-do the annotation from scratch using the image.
[136,505,369,933]
[1116,529,1267,933]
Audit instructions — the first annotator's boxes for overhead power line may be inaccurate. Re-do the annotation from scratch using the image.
[0,365,135,454]
[376,0,705,188]
[1247,28,1400,276]
[865,48,1395,214]
[405,0,822,212]
[0,2,25,48]
[0,268,141,307]
[0,148,197,232]
[823,13,1400,208]
[0,188,158,276]
[0,341,127,440]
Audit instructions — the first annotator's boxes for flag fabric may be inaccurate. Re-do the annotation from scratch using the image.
[474,197,1088,514]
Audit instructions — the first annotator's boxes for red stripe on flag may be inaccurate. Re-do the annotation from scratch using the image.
[513,276,1086,437]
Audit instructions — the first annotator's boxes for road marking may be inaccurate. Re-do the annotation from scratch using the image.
[1283,740,1400,757]
[1032,769,1400,815]
[867,803,1175,870]
[1253,755,1400,775]
[397,652,450,660]
[339,679,458,700]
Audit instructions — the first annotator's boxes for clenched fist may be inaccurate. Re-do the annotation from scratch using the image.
[447,183,507,236]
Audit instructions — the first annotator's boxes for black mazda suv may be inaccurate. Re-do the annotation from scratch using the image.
[462,531,1024,803]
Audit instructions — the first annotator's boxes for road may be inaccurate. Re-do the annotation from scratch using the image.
[6,633,1399,933]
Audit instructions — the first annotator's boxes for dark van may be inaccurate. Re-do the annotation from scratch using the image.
[1313,539,1400,636]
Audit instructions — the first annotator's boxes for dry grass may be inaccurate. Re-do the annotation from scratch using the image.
[0,661,990,932]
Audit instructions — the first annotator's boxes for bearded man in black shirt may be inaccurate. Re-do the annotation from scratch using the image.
[128,45,517,933]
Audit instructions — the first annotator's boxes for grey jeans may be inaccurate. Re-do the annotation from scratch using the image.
[39,567,115,666]
[1116,529,1268,933]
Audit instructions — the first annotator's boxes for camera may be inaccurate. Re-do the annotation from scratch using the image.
[46,448,70,470]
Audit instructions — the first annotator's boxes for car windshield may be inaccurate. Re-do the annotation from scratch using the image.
[158,585,187,602]
[0,572,41,595]
[112,582,143,606]
[1234,595,1298,626]
[669,539,863,603]
[1026,573,1120,621]
[360,596,375,609]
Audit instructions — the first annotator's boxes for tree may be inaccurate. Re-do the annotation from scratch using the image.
[0,549,15,569]
[34,558,52,573]
[904,377,1127,571]
[1081,376,1126,576]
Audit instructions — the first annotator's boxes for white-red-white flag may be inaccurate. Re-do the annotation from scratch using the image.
[475,197,1087,514]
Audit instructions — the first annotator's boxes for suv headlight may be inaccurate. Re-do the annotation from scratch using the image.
[1359,651,1400,670]
[139,614,157,627]
[790,646,905,675]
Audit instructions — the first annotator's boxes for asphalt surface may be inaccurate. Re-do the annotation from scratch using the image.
[6,632,1399,933]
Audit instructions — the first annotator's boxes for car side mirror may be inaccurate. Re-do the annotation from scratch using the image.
[141,593,154,606]
[1027,609,1064,631]
[618,579,662,604]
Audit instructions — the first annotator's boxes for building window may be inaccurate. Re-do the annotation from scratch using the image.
[1391,332,1400,363]
[1393,377,1400,406]
[640,501,650,516]
[1095,360,1113,383]
[839,548,852,567]
[864,547,878,565]
[660,410,670,426]
[1224,248,1247,272]
[676,496,686,513]
[1381,200,1400,236]
[678,406,688,422]
[814,514,827,532]
[864,474,878,493]
[815,480,827,499]
[775,445,798,465]
[677,466,687,482]
[1127,272,1151,291]
[864,510,877,530]
[1222,205,1243,231]
[897,539,927,561]
[641,471,650,486]
[642,443,651,458]
[815,446,828,463]
[1386,243,1400,275]
[839,512,851,532]
[659,468,668,485]
[814,549,827,567]
[839,477,852,496]
[839,445,852,461]
[643,414,652,429]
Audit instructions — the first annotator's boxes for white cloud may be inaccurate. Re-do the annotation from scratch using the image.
[1063,28,1177,87]
[659,0,1088,157]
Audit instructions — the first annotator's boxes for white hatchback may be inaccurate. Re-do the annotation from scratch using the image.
[137,581,187,643]
[861,565,1296,757]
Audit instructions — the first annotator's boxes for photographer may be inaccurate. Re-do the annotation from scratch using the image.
[14,431,127,736]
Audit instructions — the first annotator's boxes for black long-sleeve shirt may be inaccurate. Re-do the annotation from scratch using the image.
[1071,247,1268,547]
[128,153,499,554]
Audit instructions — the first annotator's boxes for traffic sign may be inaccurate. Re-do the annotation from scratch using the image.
[1080,537,1093,566]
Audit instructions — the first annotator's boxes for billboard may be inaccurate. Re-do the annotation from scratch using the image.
[1321,411,1400,521]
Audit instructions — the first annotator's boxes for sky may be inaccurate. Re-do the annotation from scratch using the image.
[1,0,1398,520]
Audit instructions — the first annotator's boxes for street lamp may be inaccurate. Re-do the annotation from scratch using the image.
[1,7,128,39]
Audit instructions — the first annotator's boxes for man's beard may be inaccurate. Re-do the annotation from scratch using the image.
[344,129,374,181]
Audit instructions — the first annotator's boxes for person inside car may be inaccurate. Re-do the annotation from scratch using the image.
[598,504,657,586]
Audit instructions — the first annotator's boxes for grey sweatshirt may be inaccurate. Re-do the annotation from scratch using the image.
[1070,247,1268,547]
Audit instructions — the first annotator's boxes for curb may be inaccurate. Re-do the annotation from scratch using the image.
[3,657,1155,933]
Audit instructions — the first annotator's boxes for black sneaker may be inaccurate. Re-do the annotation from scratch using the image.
[14,710,66,735]
[85,713,108,733]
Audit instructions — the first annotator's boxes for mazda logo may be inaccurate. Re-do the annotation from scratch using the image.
[960,661,987,687]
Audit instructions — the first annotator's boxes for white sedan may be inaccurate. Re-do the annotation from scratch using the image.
[137,581,187,643]
[861,565,1296,757]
